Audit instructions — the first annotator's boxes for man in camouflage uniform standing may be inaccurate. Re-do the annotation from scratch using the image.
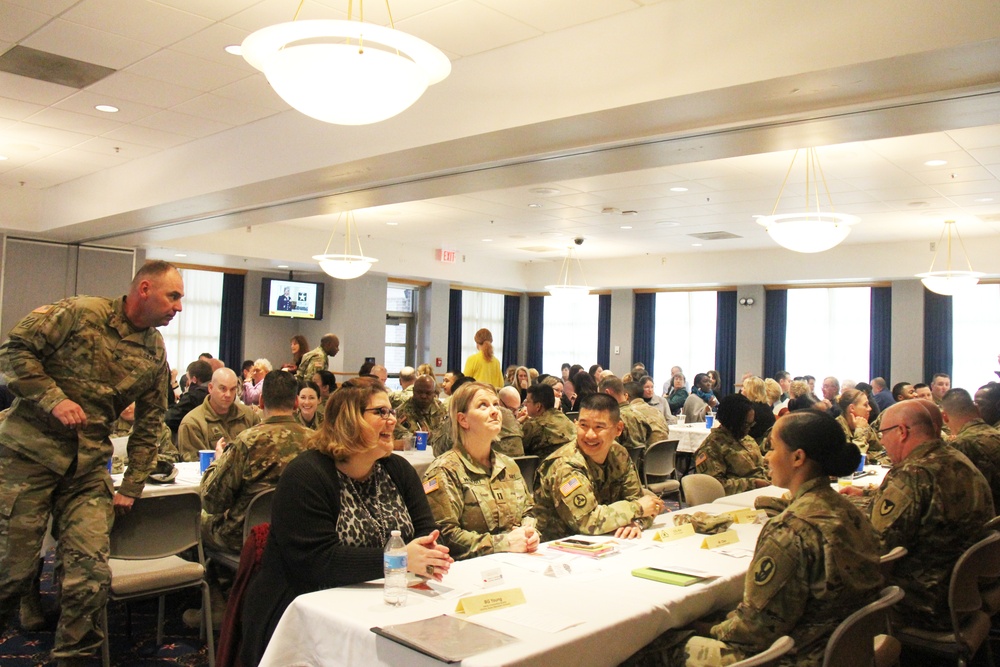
[520,384,575,461]
[941,388,1000,511]
[853,400,993,630]
[534,393,661,541]
[0,260,182,665]
[393,375,446,449]
[294,333,339,383]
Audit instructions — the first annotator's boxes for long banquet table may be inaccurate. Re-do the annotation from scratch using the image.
[712,465,889,509]
[259,504,763,667]
[668,422,715,453]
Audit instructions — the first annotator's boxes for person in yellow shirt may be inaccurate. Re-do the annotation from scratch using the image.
[463,328,503,388]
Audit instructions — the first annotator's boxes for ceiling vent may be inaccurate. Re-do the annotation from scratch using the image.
[0,46,116,88]
[978,213,1000,223]
[517,246,561,253]
[689,231,742,241]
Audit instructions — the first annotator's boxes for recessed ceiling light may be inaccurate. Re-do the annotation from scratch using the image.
[0,155,7,161]
[386,221,399,226]
[528,203,542,208]
[620,225,632,230]
[670,187,688,192]
[174,253,187,257]
[277,265,289,268]
[924,159,947,167]
[974,197,994,203]
[95,104,118,113]
[529,187,561,195]
[225,45,242,56]
[691,243,702,247]
[482,238,493,242]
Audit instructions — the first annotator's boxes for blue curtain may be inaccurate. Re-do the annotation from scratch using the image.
[632,293,655,370]
[923,287,952,382]
[597,294,611,369]
[527,296,545,370]
[447,289,463,372]
[763,288,787,378]
[502,294,520,367]
[715,291,737,397]
[219,273,244,372]
[870,286,892,381]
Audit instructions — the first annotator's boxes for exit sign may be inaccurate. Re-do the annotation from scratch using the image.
[437,249,457,263]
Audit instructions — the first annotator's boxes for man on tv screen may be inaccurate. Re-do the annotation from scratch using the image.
[277,286,294,312]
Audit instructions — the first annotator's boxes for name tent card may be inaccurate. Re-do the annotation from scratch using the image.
[700,530,739,549]
[723,508,761,524]
[652,523,696,542]
[455,588,526,615]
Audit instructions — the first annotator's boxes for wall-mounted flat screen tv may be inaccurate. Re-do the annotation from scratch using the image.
[260,277,325,320]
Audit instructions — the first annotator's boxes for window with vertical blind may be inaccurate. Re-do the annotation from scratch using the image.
[385,284,417,388]
[952,283,1000,392]
[541,294,599,377]
[652,291,717,389]
[461,290,505,368]
[160,268,223,373]
[785,287,871,382]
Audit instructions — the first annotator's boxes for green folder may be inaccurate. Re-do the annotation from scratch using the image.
[631,567,705,586]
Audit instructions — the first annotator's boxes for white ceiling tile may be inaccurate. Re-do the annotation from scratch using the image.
[75,135,160,161]
[930,180,1000,197]
[0,71,76,105]
[125,49,251,91]
[134,108,230,138]
[3,120,92,147]
[25,107,123,135]
[0,3,52,43]
[171,92,278,125]
[212,74,289,111]
[50,146,130,168]
[85,70,200,108]
[947,126,1000,151]
[170,22,255,68]
[223,0,342,32]
[914,165,996,186]
[396,1,542,58]
[866,132,963,159]
[0,95,45,121]
[101,123,192,149]
[0,159,98,188]
[52,90,160,123]
[312,0,457,22]
[6,0,77,15]
[477,0,636,33]
[0,139,61,162]
[23,18,159,70]
[62,0,212,47]
[968,145,1000,166]
[154,0,263,22]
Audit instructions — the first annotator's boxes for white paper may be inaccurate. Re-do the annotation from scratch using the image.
[485,605,586,633]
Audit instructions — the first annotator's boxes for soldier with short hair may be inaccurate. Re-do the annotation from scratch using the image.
[0,260,182,665]
[599,375,650,451]
[625,380,670,445]
[695,394,770,494]
[177,367,258,461]
[941,387,1000,513]
[533,393,661,541]
[393,375,446,448]
[520,384,575,461]
[294,333,340,383]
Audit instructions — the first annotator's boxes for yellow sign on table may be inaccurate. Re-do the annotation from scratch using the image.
[723,508,760,524]
[455,588,526,615]
[652,523,696,542]
[700,530,739,549]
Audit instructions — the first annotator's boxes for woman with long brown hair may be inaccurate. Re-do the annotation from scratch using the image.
[282,334,309,372]
[463,327,503,388]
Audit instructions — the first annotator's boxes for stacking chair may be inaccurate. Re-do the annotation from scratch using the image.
[895,531,1000,666]
[564,411,579,422]
[512,456,540,488]
[205,488,275,572]
[642,439,682,502]
[878,546,908,580]
[627,446,645,477]
[823,586,904,667]
[101,491,215,667]
[730,636,794,666]
[680,473,725,507]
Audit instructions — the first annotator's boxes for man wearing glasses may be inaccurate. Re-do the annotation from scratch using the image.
[843,400,993,631]
[533,393,661,541]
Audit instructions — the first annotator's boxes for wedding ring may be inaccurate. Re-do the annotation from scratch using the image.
[426,565,434,576]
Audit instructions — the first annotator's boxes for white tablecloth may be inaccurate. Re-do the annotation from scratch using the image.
[259,504,762,667]
[112,461,203,498]
[669,423,715,453]
[397,449,435,479]
[713,466,890,508]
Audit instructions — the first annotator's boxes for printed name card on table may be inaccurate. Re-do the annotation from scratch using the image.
[652,523,696,542]
[723,508,767,524]
[700,530,739,550]
[455,588,526,615]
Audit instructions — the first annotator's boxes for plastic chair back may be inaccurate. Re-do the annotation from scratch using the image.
[681,473,725,506]
[823,586,904,667]
[512,456,540,488]
[243,488,275,543]
[643,440,679,482]
[731,636,794,666]
[111,492,201,560]
[950,531,1000,629]
[878,545,907,579]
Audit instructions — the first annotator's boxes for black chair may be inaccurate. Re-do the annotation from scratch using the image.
[642,439,681,502]
[206,488,275,572]
[512,456,540,488]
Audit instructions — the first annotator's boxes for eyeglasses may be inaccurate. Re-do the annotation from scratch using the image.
[364,407,396,420]
[877,424,902,437]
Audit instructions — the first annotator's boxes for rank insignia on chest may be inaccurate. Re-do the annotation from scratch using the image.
[423,477,439,494]
[560,476,582,497]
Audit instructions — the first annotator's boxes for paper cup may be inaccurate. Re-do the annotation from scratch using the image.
[199,449,216,473]
[705,415,714,429]
[413,431,428,451]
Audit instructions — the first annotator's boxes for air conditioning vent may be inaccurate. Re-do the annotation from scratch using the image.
[0,46,116,89]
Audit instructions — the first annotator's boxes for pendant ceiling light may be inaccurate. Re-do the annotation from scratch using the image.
[756,147,860,253]
[545,246,591,299]
[313,211,379,279]
[916,219,983,296]
[242,1,451,125]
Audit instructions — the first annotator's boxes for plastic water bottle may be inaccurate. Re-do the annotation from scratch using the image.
[383,530,407,607]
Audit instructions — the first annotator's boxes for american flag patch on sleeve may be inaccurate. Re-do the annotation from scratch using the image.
[423,477,439,494]
[560,476,582,497]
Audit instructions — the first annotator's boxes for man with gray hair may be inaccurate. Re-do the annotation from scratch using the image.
[390,365,417,408]
[178,367,259,461]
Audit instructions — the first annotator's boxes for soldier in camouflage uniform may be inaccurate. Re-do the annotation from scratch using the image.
[695,394,770,495]
[628,411,882,667]
[862,401,994,630]
[177,367,259,461]
[201,371,311,553]
[599,376,650,451]
[625,381,670,444]
[835,388,890,465]
[521,384,575,461]
[942,388,1000,509]
[534,394,661,541]
[0,261,182,664]
[423,382,536,560]
[974,382,1000,430]
[294,333,339,383]
[392,375,446,448]
[430,403,523,457]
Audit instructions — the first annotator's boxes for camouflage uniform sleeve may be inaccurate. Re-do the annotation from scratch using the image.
[548,462,643,536]
[422,463,497,559]
[868,468,925,552]
[622,455,654,530]
[201,439,248,514]
[120,355,168,497]
[0,300,79,412]
[155,423,180,465]
[712,521,808,650]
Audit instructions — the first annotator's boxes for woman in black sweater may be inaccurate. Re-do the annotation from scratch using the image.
[242,377,453,666]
